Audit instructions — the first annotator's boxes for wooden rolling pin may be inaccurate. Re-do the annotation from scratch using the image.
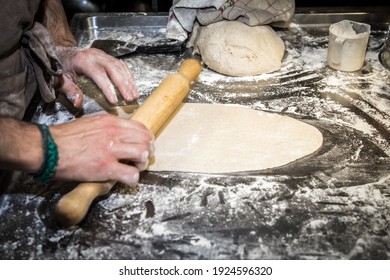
[55,58,202,227]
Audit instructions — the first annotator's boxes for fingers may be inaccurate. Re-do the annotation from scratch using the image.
[92,115,154,163]
[57,74,84,108]
[63,88,84,108]
[109,135,151,160]
[75,48,139,104]
[107,122,155,171]
[111,163,141,186]
[102,133,154,186]
[90,72,119,104]
[107,60,139,102]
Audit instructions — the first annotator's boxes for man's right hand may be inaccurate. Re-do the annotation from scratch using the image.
[50,114,154,186]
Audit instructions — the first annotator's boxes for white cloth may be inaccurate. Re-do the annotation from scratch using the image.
[167,0,295,41]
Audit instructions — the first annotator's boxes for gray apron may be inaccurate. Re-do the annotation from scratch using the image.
[0,22,62,119]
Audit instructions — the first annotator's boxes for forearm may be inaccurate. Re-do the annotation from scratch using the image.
[39,0,77,47]
[0,118,43,173]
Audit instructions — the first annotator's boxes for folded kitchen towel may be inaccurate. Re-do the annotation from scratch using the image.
[167,0,295,41]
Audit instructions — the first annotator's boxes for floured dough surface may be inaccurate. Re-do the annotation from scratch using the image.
[103,103,323,173]
[193,21,285,76]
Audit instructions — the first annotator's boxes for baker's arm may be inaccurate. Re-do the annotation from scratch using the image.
[0,115,154,186]
[37,0,139,107]
[38,0,77,47]
[0,118,43,174]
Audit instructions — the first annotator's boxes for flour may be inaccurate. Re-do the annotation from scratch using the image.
[3,16,388,260]
[108,82,116,101]
[330,20,370,39]
[84,27,168,48]
[300,43,328,69]
[0,195,10,215]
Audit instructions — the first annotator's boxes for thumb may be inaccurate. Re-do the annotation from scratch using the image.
[57,78,84,108]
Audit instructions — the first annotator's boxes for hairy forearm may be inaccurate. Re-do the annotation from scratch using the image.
[39,0,77,47]
[0,118,43,173]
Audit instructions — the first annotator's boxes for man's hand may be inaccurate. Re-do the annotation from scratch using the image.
[56,46,140,107]
[38,0,139,107]
[51,114,154,186]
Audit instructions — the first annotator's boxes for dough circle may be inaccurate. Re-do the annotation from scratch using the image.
[147,103,323,173]
[98,103,323,173]
[194,21,285,76]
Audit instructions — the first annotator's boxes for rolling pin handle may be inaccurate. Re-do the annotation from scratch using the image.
[178,58,202,82]
[55,181,114,228]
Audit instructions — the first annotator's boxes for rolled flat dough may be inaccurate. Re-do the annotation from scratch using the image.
[104,103,323,173]
[192,21,285,76]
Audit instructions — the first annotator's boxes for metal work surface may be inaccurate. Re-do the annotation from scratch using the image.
[1,9,389,259]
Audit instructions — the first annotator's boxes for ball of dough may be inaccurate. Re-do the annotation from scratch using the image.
[194,21,285,76]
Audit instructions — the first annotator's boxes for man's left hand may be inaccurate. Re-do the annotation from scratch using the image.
[56,46,139,108]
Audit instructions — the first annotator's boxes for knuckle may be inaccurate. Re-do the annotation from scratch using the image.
[129,147,143,160]
[92,157,111,173]
[93,67,106,77]
[87,47,102,56]
[74,50,85,60]
[97,114,116,124]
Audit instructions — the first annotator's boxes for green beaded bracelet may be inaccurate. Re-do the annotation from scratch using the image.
[32,123,59,183]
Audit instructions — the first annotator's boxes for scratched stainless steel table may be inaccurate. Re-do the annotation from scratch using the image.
[1,8,389,259]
